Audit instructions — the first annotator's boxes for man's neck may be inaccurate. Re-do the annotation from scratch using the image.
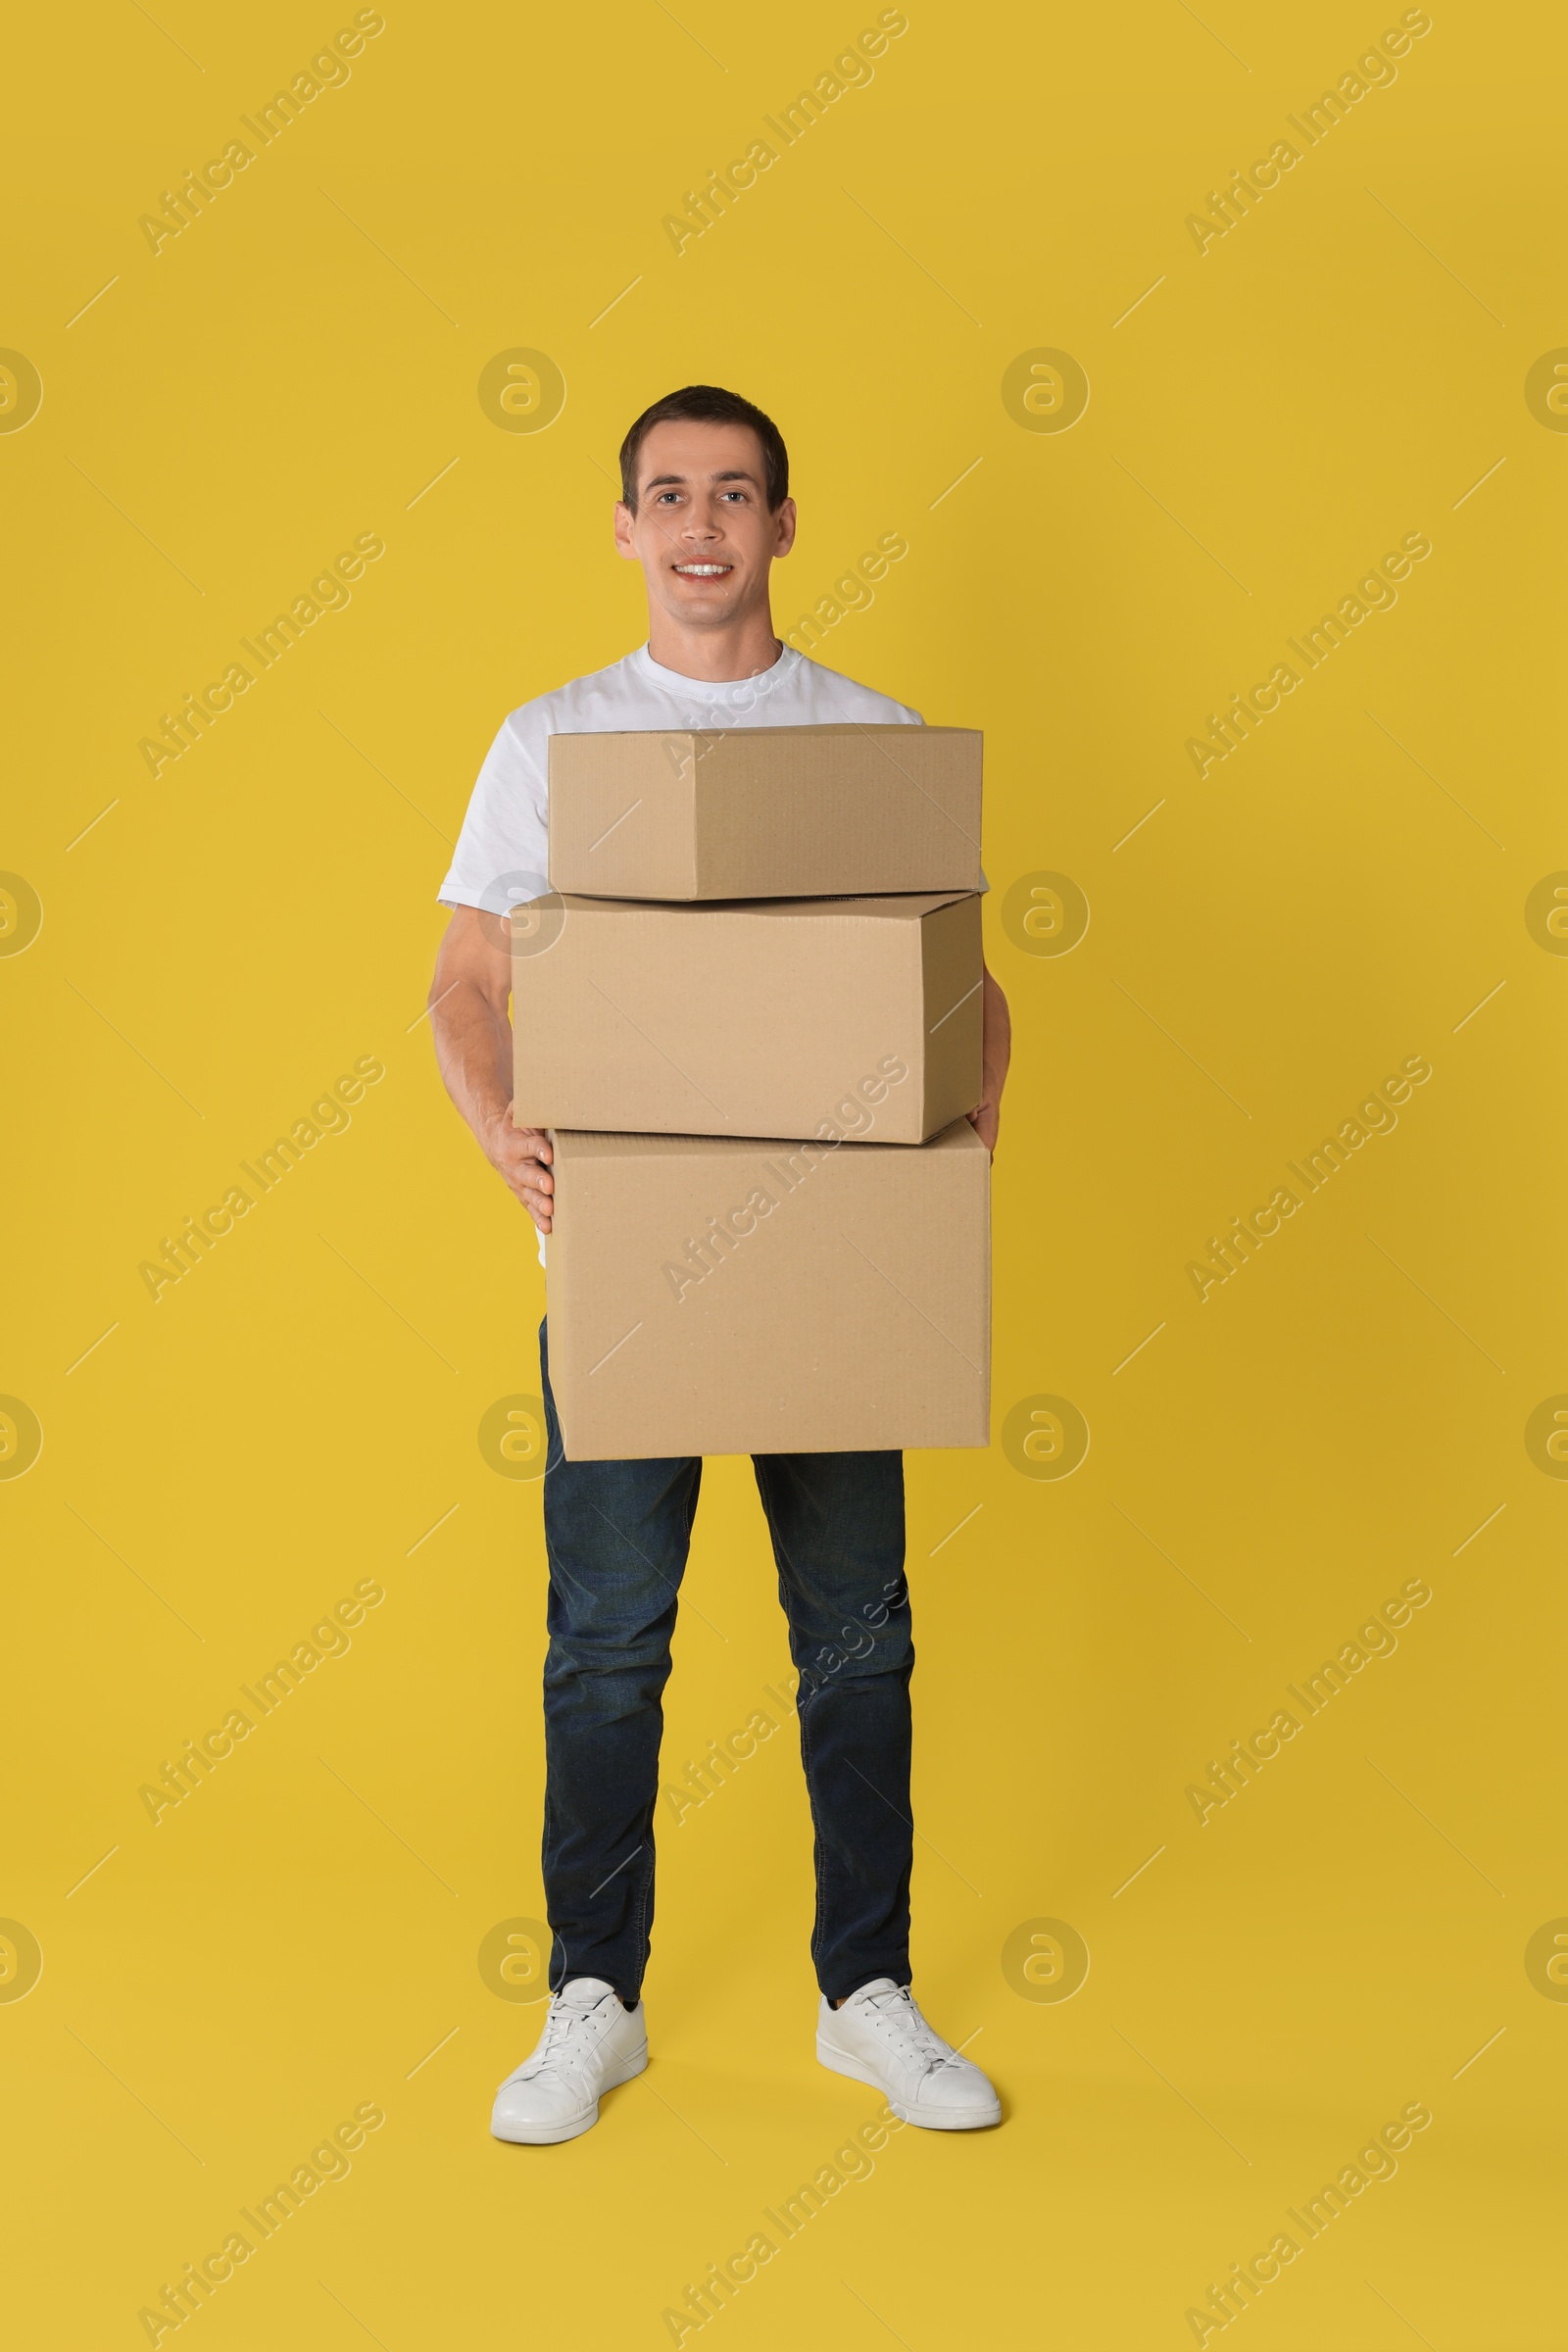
[643,607,785,684]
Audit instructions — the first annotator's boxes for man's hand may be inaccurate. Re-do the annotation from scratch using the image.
[967,963,1011,1157]
[482,1105,555,1233]
[967,1087,1002,1155]
[429,905,558,1231]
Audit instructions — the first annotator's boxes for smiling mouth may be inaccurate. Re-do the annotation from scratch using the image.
[672,563,733,577]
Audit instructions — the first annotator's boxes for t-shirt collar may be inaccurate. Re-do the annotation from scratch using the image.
[630,641,800,706]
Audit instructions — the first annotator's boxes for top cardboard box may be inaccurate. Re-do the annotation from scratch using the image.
[547,723,982,900]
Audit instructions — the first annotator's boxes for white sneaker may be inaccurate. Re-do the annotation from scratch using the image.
[490,1977,648,2144]
[816,1978,1001,2131]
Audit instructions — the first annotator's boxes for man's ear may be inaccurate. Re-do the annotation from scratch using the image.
[772,496,798,560]
[613,500,639,561]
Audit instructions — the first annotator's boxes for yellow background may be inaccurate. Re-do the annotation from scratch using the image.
[5,0,1564,2343]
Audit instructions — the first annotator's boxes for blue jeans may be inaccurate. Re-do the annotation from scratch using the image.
[537,1320,913,2006]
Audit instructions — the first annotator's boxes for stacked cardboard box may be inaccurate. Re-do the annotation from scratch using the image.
[514,724,991,1459]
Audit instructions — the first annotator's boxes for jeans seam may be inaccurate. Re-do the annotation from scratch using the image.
[799,1691,827,1984]
[631,1832,655,1992]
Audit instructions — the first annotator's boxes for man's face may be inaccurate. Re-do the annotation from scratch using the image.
[614,419,795,631]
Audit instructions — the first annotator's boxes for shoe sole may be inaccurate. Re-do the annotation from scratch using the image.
[815,2036,1002,2131]
[490,2047,648,2144]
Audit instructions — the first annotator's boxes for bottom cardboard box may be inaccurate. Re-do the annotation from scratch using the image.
[545,1120,991,1458]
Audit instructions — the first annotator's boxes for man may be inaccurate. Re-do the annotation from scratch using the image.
[430,384,1011,2145]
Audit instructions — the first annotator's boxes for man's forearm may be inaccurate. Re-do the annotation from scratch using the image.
[982,965,1011,1102]
[432,975,513,1144]
[966,964,1010,1153]
[428,906,555,1225]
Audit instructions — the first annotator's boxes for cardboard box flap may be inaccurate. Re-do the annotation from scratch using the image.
[553,1120,988,1161]
[554,890,973,924]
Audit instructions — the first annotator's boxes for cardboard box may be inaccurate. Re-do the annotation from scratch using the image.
[545,1120,990,1457]
[513,891,982,1144]
[547,724,982,900]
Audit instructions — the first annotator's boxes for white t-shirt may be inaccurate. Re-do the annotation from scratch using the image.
[440,641,925,1265]
[438,641,923,914]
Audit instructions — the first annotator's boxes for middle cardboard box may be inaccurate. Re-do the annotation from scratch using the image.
[513,889,982,1144]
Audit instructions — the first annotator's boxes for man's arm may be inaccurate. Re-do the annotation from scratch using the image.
[968,963,1011,1154]
[428,906,555,1232]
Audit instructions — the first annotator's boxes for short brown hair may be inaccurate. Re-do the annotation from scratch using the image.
[618,384,789,514]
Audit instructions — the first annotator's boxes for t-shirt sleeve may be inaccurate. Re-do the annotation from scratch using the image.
[436,711,551,910]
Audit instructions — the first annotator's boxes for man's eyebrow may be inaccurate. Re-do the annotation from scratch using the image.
[640,467,761,492]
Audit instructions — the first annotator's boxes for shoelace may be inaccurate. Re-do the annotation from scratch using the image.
[518,1994,607,2080]
[858,1986,955,2074]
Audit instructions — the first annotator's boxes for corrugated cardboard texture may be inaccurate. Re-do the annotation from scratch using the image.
[547,724,982,899]
[546,1120,990,1457]
[514,892,982,1143]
